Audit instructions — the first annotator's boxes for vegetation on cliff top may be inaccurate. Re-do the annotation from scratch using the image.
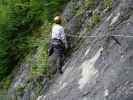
[0,0,68,81]
[0,1,68,95]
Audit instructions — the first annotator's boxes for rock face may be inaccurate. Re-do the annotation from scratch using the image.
[37,0,133,100]
[8,0,133,100]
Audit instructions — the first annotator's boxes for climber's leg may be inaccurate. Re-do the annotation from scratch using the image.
[51,39,65,74]
[55,46,64,74]
[57,54,64,74]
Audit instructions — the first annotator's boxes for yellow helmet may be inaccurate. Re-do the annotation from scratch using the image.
[53,16,61,24]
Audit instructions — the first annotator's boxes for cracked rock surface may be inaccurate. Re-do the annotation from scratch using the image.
[37,0,133,100]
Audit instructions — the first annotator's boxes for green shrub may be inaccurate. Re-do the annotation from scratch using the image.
[15,84,25,93]
[90,12,101,26]
[104,0,112,10]
[31,42,48,76]
[0,0,46,80]
[0,0,68,81]
[85,0,96,8]
[30,22,52,77]
[0,75,12,94]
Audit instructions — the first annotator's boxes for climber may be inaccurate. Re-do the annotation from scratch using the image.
[48,16,68,74]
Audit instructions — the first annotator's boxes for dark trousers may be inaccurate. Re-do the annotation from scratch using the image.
[56,53,64,72]
[48,39,65,72]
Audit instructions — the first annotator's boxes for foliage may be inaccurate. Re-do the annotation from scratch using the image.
[0,0,68,81]
[103,0,112,10]
[90,12,101,26]
[0,75,12,99]
[25,22,51,81]
[44,0,68,20]
[31,41,48,76]
[0,75,12,93]
[15,84,25,93]
[0,0,45,80]
[84,0,96,8]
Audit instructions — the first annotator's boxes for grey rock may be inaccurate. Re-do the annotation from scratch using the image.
[38,0,133,100]
[9,0,133,100]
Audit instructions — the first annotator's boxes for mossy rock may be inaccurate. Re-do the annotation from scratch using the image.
[103,0,112,10]
[90,11,101,26]
[15,84,25,94]
[76,0,96,16]
[0,75,12,94]
[47,53,58,75]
